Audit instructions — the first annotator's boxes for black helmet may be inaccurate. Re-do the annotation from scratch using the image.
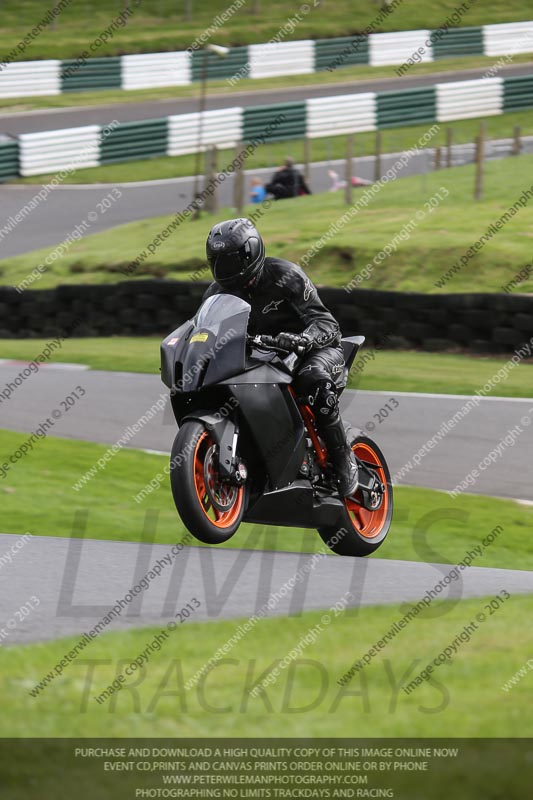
[206,218,265,290]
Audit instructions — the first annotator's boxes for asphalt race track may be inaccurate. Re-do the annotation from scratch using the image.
[1,64,531,135]
[0,152,429,258]
[2,531,533,645]
[3,134,532,258]
[3,69,532,644]
[0,364,532,500]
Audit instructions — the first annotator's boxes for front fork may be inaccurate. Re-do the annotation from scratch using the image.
[181,413,247,486]
[214,422,248,486]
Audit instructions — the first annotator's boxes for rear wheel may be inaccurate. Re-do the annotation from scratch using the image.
[170,420,246,544]
[318,434,393,557]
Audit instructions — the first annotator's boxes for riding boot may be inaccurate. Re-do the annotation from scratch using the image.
[318,413,359,497]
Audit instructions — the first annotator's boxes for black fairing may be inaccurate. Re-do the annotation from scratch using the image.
[160,319,194,388]
[160,293,306,491]
[161,294,250,392]
[231,383,305,490]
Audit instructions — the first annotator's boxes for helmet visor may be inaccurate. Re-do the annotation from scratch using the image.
[209,252,243,284]
[208,234,263,287]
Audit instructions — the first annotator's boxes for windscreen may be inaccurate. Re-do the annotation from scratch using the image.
[195,293,250,327]
[178,293,251,390]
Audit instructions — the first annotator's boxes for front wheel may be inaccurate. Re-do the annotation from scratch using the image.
[169,420,246,544]
[318,433,393,557]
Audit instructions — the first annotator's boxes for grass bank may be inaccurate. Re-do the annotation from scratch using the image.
[3,154,533,294]
[0,0,529,60]
[1,338,533,397]
[0,429,531,568]
[3,593,532,737]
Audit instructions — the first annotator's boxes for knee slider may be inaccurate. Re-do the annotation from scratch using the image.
[313,381,338,417]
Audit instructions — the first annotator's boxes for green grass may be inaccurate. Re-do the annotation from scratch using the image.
[3,594,533,738]
[1,429,532,569]
[2,338,533,398]
[3,53,532,114]
[346,349,533,397]
[4,153,533,294]
[0,0,529,60]
[0,336,163,375]
[14,109,533,185]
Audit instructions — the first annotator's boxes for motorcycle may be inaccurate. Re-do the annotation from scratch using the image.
[160,293,393,556]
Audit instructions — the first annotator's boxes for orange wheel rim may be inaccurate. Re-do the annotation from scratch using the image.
[192,431,244,529]
[344,442,389,539]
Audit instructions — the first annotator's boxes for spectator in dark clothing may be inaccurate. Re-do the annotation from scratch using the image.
[265,156,311,200]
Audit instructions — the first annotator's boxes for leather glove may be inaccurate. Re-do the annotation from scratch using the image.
[275,332,312,355]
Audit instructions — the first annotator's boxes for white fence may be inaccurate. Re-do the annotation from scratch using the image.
[2,21,533,99]
[483,21,533,57]
[248,40,315,79]
[122,52,191,90]
[436,77,504,122]
[0,60,61,98]
[369,30,432,66]
[307,93,377,137]
[18,126,101,176]
[167,107,243,157]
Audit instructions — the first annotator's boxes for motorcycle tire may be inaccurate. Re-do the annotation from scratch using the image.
[318,433,393,557]
[170,420,247,544]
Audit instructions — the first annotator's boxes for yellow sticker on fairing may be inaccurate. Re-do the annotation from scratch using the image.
[190,332,209,343]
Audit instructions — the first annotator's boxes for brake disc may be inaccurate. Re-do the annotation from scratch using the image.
[203,444,238,512]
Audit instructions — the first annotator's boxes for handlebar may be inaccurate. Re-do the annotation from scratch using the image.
[247,334,307,356]
[247,334,287,352]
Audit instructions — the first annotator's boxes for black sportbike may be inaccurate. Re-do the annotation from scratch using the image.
[161,294,392,556]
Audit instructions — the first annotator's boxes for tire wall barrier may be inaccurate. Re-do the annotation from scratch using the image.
[1,21,533,98]
[1,281,532,356]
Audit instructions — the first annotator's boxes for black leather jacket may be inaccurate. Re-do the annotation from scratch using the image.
[202,257,341,350]
[266,166,311,198]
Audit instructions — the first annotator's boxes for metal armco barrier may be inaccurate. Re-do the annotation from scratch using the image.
[191,46,248,81]
[100,119,168,164]
[377,86,437,127]
[0,136,18,182]
[503,74,533,111]
[314,35,369,71]
[306,93,376,137]
[0,60,61,98]
[243,101,307,142]
[369,29,432,67]
[436,78,503,122]
[121,51,191,90]
[431,26,484,58]
[61,57,121,93]
[1,21,533,99]
[18,126,100,177]
[167,108,242,157]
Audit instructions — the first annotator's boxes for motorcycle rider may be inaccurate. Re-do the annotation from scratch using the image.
[203,217,359,497]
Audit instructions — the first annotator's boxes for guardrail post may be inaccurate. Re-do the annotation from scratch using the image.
[345,134,354,205]
[434,146,441,170]
[474,122,485,201]
[374,131,382,182]
[446,127,453,168]
[304,135,311,187]
[233,141,245,215]
[512,125,522,156]
[205,145,218,214]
